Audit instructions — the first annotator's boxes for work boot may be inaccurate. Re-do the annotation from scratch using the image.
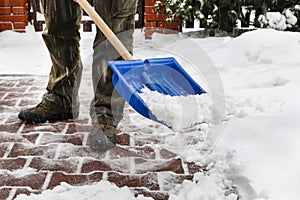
[18,102,79,124]
[88,124,117,152]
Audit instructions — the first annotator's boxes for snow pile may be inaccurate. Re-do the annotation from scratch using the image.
[210,28,300,67]
[167,150,267,200]
[139,88,226,131]
[0,26,51,75]
[0,24,94,76]
[139,87,273,131]
[170,173,237,200]
[15,181,153,200]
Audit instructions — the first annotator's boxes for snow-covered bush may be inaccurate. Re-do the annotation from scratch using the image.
[155,0,300,33]
[155,0,202,22]
[258,12,287,30]
[258,8,298,31]
[285,8,298,28]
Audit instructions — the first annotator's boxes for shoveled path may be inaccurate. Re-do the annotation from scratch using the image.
[0,75,203,200]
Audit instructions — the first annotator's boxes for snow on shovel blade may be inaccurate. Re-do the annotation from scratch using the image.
[108,57,206,125]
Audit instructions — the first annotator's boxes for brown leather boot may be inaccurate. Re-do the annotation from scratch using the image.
[18,102,79,124]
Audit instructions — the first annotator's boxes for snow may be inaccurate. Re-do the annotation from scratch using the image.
[169,173,237,200]
[0,168,38,178]
[139,89,224,131]
[258,10,298,31]
[285,9,298,27]
[267,12,287,31]
[1,25,300,199]
[15,181,153,200]
[0,26,51,75]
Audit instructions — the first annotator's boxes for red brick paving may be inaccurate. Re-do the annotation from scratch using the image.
[0,76,205,200]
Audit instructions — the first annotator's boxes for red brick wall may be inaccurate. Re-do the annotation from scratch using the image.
[0,0,182,36]
[144,0,182,38]
[0,0,28,32]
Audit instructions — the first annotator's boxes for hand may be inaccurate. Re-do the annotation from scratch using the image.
[73,0,78,2]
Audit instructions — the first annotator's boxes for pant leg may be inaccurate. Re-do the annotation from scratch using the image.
[90,0,137,126]
[40,0,83,112]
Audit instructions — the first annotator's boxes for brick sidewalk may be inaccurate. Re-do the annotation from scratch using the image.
[0,76,204,200]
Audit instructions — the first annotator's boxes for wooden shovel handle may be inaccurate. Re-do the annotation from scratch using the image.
[77,0,134,60]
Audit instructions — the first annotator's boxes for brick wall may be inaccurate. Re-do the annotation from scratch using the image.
[144,0,182,38]
[0,0,28,32]
[0,0,182,36]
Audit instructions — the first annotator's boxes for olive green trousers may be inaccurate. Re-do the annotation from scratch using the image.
[40,0,137,126]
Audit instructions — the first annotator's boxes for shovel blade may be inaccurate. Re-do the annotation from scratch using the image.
[108,57,206,124]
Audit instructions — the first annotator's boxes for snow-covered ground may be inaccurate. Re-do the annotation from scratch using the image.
[1,25,300,200]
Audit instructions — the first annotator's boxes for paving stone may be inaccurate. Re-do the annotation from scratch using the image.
[5,114,22,124]
[4,92,37,99]
[134,135,167,146]
[0,122,22,133]
[29,157,79,173]
[38,133,84,146]
[0,158,27,170]
[0,91,6,99]
[135,158,184,174]
[0,114,7,123]
[116,133,130,146]
[0,106,18,114]
[81,158,111,173]
[102,157,132,173]
[134,188,169,200]
[22,123,67,134]
[66,123,92,134]
[0,80,16,87]
[47,172,103,189]
[16,77,35,84]
[27,86,44,92]
[0,87,28,94]
[0,172,47,190]
[64,135,84,146]
[57,144,106,159]
[14,79,36,87]
[159,148,177,159]
[8,143,58,159]
[0,188,11,200]
[0,143,10,158]
[18,98,42,107]
[107,172,159,191]
[110,146,156,159]
[13,188,40,199]
[0,132,32,144]
[1,99,17,107]
[22,133,40,144]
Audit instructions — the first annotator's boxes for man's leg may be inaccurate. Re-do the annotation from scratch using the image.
[89,0,137,151]
[18,0,83,123]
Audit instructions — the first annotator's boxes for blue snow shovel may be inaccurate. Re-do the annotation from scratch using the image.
[77,0,206,126]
